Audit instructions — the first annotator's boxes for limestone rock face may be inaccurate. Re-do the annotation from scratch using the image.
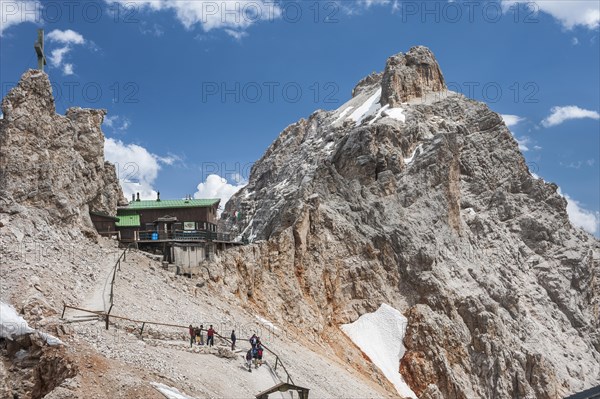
[218,47,599,397]
[381,46,446,106]
[0,70,125,230]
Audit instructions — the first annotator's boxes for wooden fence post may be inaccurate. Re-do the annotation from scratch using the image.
[105,304,113,330]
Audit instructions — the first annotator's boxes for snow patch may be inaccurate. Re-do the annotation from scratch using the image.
[255,315,279,331]
[0,302,63,346]
[151,382,196,399]
[235,217,254,242]
[348,88,382,124]
[384,107,406,123]
[368,104,390,125]
[323,141,335,154]
[341,304,417,399]
[404,145,423,165]
[0,302,34,339]
[333,106,354,124]
[37,331,64,346]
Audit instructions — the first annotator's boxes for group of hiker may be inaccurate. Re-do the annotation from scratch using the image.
[187,325,265,373]
[188,324,217,348]
[245,334,264,372]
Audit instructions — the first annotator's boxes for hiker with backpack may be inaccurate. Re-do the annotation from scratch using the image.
[207,325,215,347]
[251,345,259,369]
[249,334,258,349]
[256,344,264,367]
[245,349,253,372]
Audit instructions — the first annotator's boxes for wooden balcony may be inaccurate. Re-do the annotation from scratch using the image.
[127,229,238,243]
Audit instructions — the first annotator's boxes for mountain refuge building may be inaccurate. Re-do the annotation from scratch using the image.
[91,193,241,274]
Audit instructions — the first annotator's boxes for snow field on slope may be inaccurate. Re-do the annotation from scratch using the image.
[341,303,417,398]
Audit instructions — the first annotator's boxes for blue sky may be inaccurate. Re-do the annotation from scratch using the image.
[1,0,599,234]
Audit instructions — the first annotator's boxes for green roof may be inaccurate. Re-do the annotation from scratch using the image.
[121,199,220,210]
[116,214,141,227]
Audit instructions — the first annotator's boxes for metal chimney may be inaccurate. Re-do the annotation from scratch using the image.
[136,192,140,202]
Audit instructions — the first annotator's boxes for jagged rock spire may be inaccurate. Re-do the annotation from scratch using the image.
[0,70,125,229]
[380,46,446,106]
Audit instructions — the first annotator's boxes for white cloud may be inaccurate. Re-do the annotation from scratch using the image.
[572,37,579,45]
[157,153,183,166]
[541,106,600,127]
[103,115,131,133]
[515,136,530,152]
[0,0,41,36]
[358,0,390,7]
[103,115,116,128]
[559,159,596,169]
[105,0,282,35]
[46,29,86,76]
[336,0,391,15]
[224,29,248,40]
[502,116,537,152]
[139,21,164,37]
[46,29,85,44]
[104,137,172,200]
[49,46,69,66]
[501,1,600,30]
[194,174,246,211]
[558,189,600,235]
[62,63,74,75]
[501,114,524,128]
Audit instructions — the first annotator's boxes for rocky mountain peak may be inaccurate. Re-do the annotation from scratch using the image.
[1,70,56,119]
[380,45,446,106]
[219,46,599,397]
[0,70,125,233]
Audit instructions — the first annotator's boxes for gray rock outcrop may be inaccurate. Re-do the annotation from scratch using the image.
[0,70,125,232]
